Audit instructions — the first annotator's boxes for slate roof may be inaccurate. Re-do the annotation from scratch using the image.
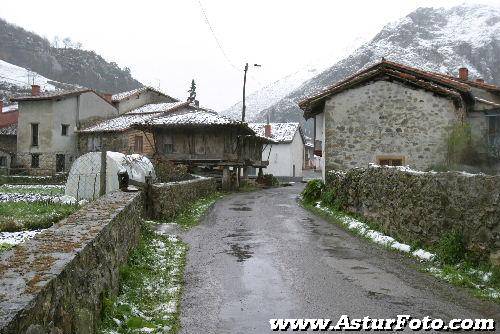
[298,60,500,117]
[248,122,304,144]
[11,88,92,102]
[112,86,179,103]
[80,101,189,133]
[0,123,17,136]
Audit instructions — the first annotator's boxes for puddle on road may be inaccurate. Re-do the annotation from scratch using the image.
[226,243,253,262]
[230,207,252,211]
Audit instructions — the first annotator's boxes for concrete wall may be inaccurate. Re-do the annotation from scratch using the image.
[261,131,304,178]
[116,90,176,114]
[16,92,117,174]
[327,167,500,264]
[322,80,461,173]
[150,176,217,221]
[0,191,143,334]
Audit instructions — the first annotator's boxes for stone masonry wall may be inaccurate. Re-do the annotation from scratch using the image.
[150,176,217,221]
[323,80,460,172]
[327,167,500,263]
[0,191,144,334]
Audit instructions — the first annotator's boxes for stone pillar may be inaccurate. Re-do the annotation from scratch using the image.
[242,167,249,181]
[222,166,231,191]
[234,168,240,190]
[258,167,263,178]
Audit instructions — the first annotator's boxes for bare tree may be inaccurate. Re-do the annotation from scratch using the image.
[62,37,72,48]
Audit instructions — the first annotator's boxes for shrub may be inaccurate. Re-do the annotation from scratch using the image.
[152,156,190,182]
[302,179,325,203]
[257,174,279,187]
[436,230,466,265]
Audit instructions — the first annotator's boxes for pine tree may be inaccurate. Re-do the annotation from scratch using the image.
[188,79,196,101]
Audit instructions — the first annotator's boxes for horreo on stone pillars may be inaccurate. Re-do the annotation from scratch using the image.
[222,166,231,191]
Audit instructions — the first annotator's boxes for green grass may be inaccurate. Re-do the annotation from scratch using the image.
[99,193,222,333]
[0,242,14,254]
[0,201,79,232]
[99,225,187,334]
[0,184,65,195]
[173,193,223,229]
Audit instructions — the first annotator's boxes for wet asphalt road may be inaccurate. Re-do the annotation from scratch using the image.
[179,184,500,333]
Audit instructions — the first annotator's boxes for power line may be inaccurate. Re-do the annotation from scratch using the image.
[196,0,239,72]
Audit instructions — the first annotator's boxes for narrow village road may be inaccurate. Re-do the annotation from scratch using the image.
[179,184,500,333]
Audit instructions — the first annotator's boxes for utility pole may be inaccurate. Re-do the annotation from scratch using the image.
[242,63,248,122]
[242,63,261,122]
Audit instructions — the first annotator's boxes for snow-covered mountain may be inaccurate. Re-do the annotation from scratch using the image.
[0,59,78,102]
[221,63,332,121]
[228,4,500,125]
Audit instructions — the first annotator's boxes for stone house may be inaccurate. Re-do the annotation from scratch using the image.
[11,86,117,174]
[248,122,305,180]
[298,60,500,178]
[110,86,178,114]
[78,101,189,156]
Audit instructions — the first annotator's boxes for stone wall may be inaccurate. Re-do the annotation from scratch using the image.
[150,176,217,221]
[327,166,500,262]
[323,80,461,172]
[0,191,143,334]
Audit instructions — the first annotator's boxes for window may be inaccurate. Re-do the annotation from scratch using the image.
[377,156,405,166]
[488,115,500,146]
[31,154,40,168]
[163,135,174,154]
[61,124,69,136]
[134,135,143,153]
[0,156,6,167]
[87,136,101,151]
[31,123,39,147]
[56,154,65,172]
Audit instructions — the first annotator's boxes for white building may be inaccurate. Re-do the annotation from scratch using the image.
[248,122,305,180]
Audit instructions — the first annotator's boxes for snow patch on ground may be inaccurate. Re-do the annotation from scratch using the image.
[0,230,42,245]
[0,193,84,205]
[314,201,435,261]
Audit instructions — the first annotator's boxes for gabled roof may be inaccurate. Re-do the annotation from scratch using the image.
[11,88,93,102]
[298,60,498,117]
[248,122,304,144]
[0,123,17,136]
[144,110,238,127]
[111,86,179,103]
[80,101,189,133]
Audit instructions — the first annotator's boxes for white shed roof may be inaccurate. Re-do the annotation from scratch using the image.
[248,122,303,143]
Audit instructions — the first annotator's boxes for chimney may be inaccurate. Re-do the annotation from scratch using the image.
[458,67,469,81]
[31,84,41,96]
[476,78,485,83]
[264,124,272,138]
[103,93,113,103]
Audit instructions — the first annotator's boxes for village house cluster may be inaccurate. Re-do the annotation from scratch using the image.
[0,84,316,186]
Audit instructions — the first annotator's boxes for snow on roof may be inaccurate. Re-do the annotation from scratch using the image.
[248,122,302,143]
[146,110,239,127]
[0,59,57,91]
[79,102,190,133]
[11,88,92,102]
[80,113,161,133]
[111,86,179,102]
[2,103,18,113]
[0,123,17,136]
[126,101,189,114]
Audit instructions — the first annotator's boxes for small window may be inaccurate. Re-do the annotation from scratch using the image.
[31,123,39,147]
[134,135,143,153]
[163,135,174,154]
[0,156,6,167]
[377,156,405,166]
[31,154,40,168]
[61,124,69,136]
[488,116,500,146]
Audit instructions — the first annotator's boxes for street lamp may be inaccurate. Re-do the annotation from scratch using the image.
[242,63,261,122]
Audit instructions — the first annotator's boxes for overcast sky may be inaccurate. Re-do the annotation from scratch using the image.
[1,0,498,110]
